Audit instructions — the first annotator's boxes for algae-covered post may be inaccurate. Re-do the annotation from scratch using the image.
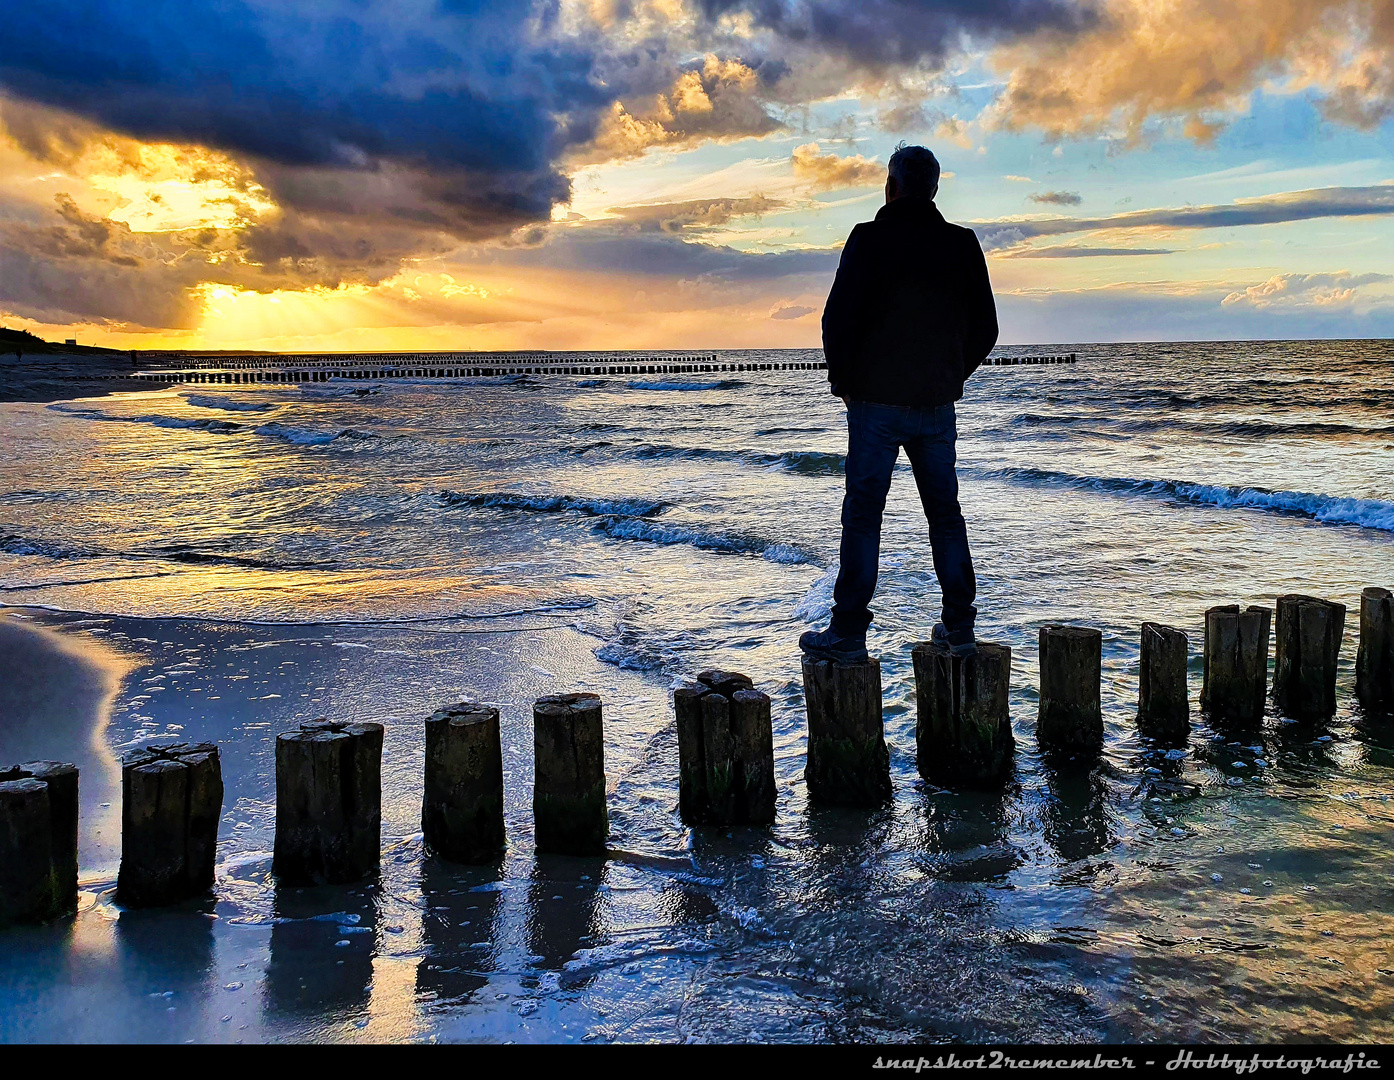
[118,743,223,908]
[912,640,1013,787]
[1202,605,1271,727]
[672,671,775,826]
[1137,623,1190,743]
[273,721,382,885]
[1037,626,1103,755]
[1274,594,1346,721]
[422,703,505,864]
[533,693,608,855]
[801,656,891,805]
[1357,587,1394,714]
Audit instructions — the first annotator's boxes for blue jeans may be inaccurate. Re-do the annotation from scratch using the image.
[831,400,977,638]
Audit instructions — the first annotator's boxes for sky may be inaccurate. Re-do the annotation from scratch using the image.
[1,0,1393,352]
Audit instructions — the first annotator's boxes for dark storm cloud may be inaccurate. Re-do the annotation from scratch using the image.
[974,185,1394,249]
[693,0,1094,67]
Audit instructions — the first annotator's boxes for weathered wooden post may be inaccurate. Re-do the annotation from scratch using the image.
[1357,587,1394,713]
[801,657,891,805]
[1202,604,1271,727]
[422,703,505,864]
[274,720,382,885]
[0,778,55,925]
[0,761,78,916]
[673,671,774,826]
[913,641,1013,786]
[1137,623,1190,743]
[118,743,223,907]
[533,693,607,855]
[1274,594,1345,720]
[1037,626,1103,755]
[731,689,776,824]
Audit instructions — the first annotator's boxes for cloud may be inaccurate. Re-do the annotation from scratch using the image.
[694,0,1093,69]
[973,184,1394,250]
[791,142,884,192]
[1221,271,1394,308]
[605,195,786,233]
[484,220,841,284]
[1029,190,1082,206]
[988,0,1394,142]
[769,301,816,319]
[1002,245,1173,257]
[571,56,783,165]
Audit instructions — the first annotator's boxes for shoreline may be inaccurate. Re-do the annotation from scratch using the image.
[0,612,133,873]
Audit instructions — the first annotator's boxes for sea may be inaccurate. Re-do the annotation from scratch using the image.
[0,340,1392,1042]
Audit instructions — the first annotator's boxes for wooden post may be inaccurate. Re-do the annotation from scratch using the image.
[533,693,607,855]
[731,689,776,824]
[1037,626,1103,755]
[422,703,505,864]
[913,641,1013,787]
[674,686,709,823]
[118,742,224,907]
[1137,623,1190,743]
[0,778,56,925]
[700,693,737,824]
[0,761,78,913]
[801,657,891,805]
[1202,605,1271,727]
[1357,587,1394,714]
[274,721,382,885]
[1274,594,1346,720]
[673,672,774,826]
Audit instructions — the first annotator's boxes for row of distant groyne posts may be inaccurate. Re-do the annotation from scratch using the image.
[65,352,1077,385]
[8,588,1383,925]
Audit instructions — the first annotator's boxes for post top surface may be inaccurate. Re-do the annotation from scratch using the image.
[912,640,1009,659]
[278,728,350,744]
[535,692,601,713]
[300,719,384,736]
[800,655,880,671]
[1277,593,1345,611]
[1362,586,1392,600]
[1039,625,1102,640]
[0,776,48,797]
[428,703,498,726]
[730,688,771,703]
[4,760,77,779]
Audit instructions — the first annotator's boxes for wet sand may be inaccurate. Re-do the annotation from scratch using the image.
[0,613,132,871]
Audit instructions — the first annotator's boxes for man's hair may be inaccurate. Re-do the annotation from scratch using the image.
[887,143,940,199]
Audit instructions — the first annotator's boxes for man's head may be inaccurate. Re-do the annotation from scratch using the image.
[886,143,940,204]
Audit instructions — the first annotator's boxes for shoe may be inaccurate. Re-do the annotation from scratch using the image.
[799,626,869,663]
[932,621,977,657]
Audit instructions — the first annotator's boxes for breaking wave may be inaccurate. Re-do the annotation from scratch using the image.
[438,491,668,518]
[589,516,815,563]
[981,466,1394,532]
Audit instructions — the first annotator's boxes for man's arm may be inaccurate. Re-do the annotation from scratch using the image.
[821,224,869,398]
[962,231,998,378]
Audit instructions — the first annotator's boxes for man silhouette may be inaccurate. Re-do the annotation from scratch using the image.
[800,143,998,663]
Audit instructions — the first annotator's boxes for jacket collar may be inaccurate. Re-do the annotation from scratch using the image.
[874,197,945,225]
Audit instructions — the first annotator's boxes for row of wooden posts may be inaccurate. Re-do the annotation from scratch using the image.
[2,589,1391,926]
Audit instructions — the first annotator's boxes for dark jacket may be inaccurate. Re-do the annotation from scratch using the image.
[821,197,998,407]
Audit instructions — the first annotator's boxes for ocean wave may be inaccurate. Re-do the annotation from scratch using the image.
[1006,411,1393,439]
[626,379,744,391]
[981,466,1394,532]
[0,534,93,559]
[589,516,816,563]
[251,423,374,445]
[438,491,668,518]
[182,394,272,412]
[629,443,844,475]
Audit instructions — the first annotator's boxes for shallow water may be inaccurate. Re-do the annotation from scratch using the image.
[1,341,1392,1042]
